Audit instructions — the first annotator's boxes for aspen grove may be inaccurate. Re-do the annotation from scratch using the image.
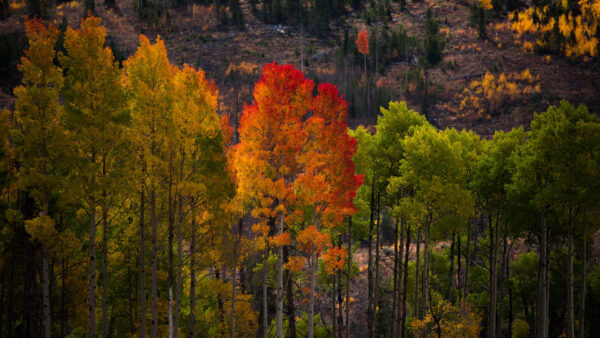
[1,16,600,338]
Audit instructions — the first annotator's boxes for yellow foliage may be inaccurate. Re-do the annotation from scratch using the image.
[459,70,540,118]
[510,0,600,59]
[411,301,482,338]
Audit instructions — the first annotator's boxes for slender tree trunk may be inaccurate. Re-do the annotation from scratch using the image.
[89,200,97,338]
[422,215,431,318]
[230,250,237,338]
[308,209,318,338]
[414,227,421,319]
[367,177,375,338]
[215,268,225,337]
[174,154,185,338]
[465,221,471,300]
[168,152,174,338]
[567,208,575,338]
[276,212,284,338]
[263,248,269,338]
[400,222,410,338]
[139,191,146,338]
[189,217,196,338]
[457,233,462,302]
[489,214,498,338]
[285,246,296,338]
[392,219,399,338]
[332,273,337,336]
[173,196,184,338]
[345,217,352,338]
[151,189,158,338]
[337,267,343,338]
[102,203,109,338]
[373,193,381,336]
[578,237,586,338]
[498,233,508,338]
[537,208,548,338]
[42,245,51,338]
[448,233,455,303]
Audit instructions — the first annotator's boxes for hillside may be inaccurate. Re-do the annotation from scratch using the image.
[1,0,599,136]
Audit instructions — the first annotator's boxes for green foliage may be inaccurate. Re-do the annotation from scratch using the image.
[424,8,443,66]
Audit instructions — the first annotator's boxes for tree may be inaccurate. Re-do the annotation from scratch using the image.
[509,101,600,338]
[59,16,128,337]
[234,63,313,338]
[471,128,525,338]
[13,18,69,338]
[390,124,474,321]
[123,34,176,338]
[296,83,362,338]
[356,29,370,117]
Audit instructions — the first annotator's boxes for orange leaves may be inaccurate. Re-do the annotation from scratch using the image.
[322,246,347,275]
[356,29,370,55]
[285,255,305,272]
[296,225,330,256]
[270,231,292,247]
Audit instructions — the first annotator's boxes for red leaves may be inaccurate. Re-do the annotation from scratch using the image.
[356,29,370,56]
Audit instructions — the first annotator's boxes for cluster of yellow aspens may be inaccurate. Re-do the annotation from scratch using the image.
[510,0,600,59]
[460,69,540,119]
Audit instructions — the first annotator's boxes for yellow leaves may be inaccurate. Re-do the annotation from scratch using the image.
[460,70,540,118]
[479,0,493,10]
[25,215,57,243]
[510,0,600,59]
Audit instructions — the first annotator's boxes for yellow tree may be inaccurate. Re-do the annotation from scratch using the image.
[13,18,69,338]
[59,15,128,337]
[123,34,176,338]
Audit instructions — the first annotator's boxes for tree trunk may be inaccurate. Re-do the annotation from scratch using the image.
[168,152,174,338]
[151,189,158,338]
[42,245,51,338]
[215,268,225,337]
[173,195,184,338]
[414,227,421,319]
[465,221,471,300]
[263,248,269,338]
[373,193,381,336]
[497,233,508,338]
[537,208,548,338]
[567,208,575,338]
[276,212,284,338]
[578,237,586,338]
[448,233,455,303]
[102,203,109,338]
[230,256,237,338]
[308,209,318,338]
[400,222,410,337]
[89,200,97,338]
[189,217,196,338]
[489,214,498,338]
[174,154,185,338]
[337,265,343,338]
[457,233,462,302]
[422,214,431,318]
[367,177,375,338]
[392,219,399,338]
[139,191,146,338]
[345,218,352,338]
[285,246,296,338]
[332,273,337,336]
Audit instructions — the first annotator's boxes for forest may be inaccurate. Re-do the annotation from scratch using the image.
[0,0,600,338]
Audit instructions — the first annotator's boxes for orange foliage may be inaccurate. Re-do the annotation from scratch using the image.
[285,255,306,272]
[356,29,370,55]
[322,246,347,275]
[296,225,330,256]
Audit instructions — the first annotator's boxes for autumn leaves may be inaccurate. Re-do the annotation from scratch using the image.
[232,63,362,338]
